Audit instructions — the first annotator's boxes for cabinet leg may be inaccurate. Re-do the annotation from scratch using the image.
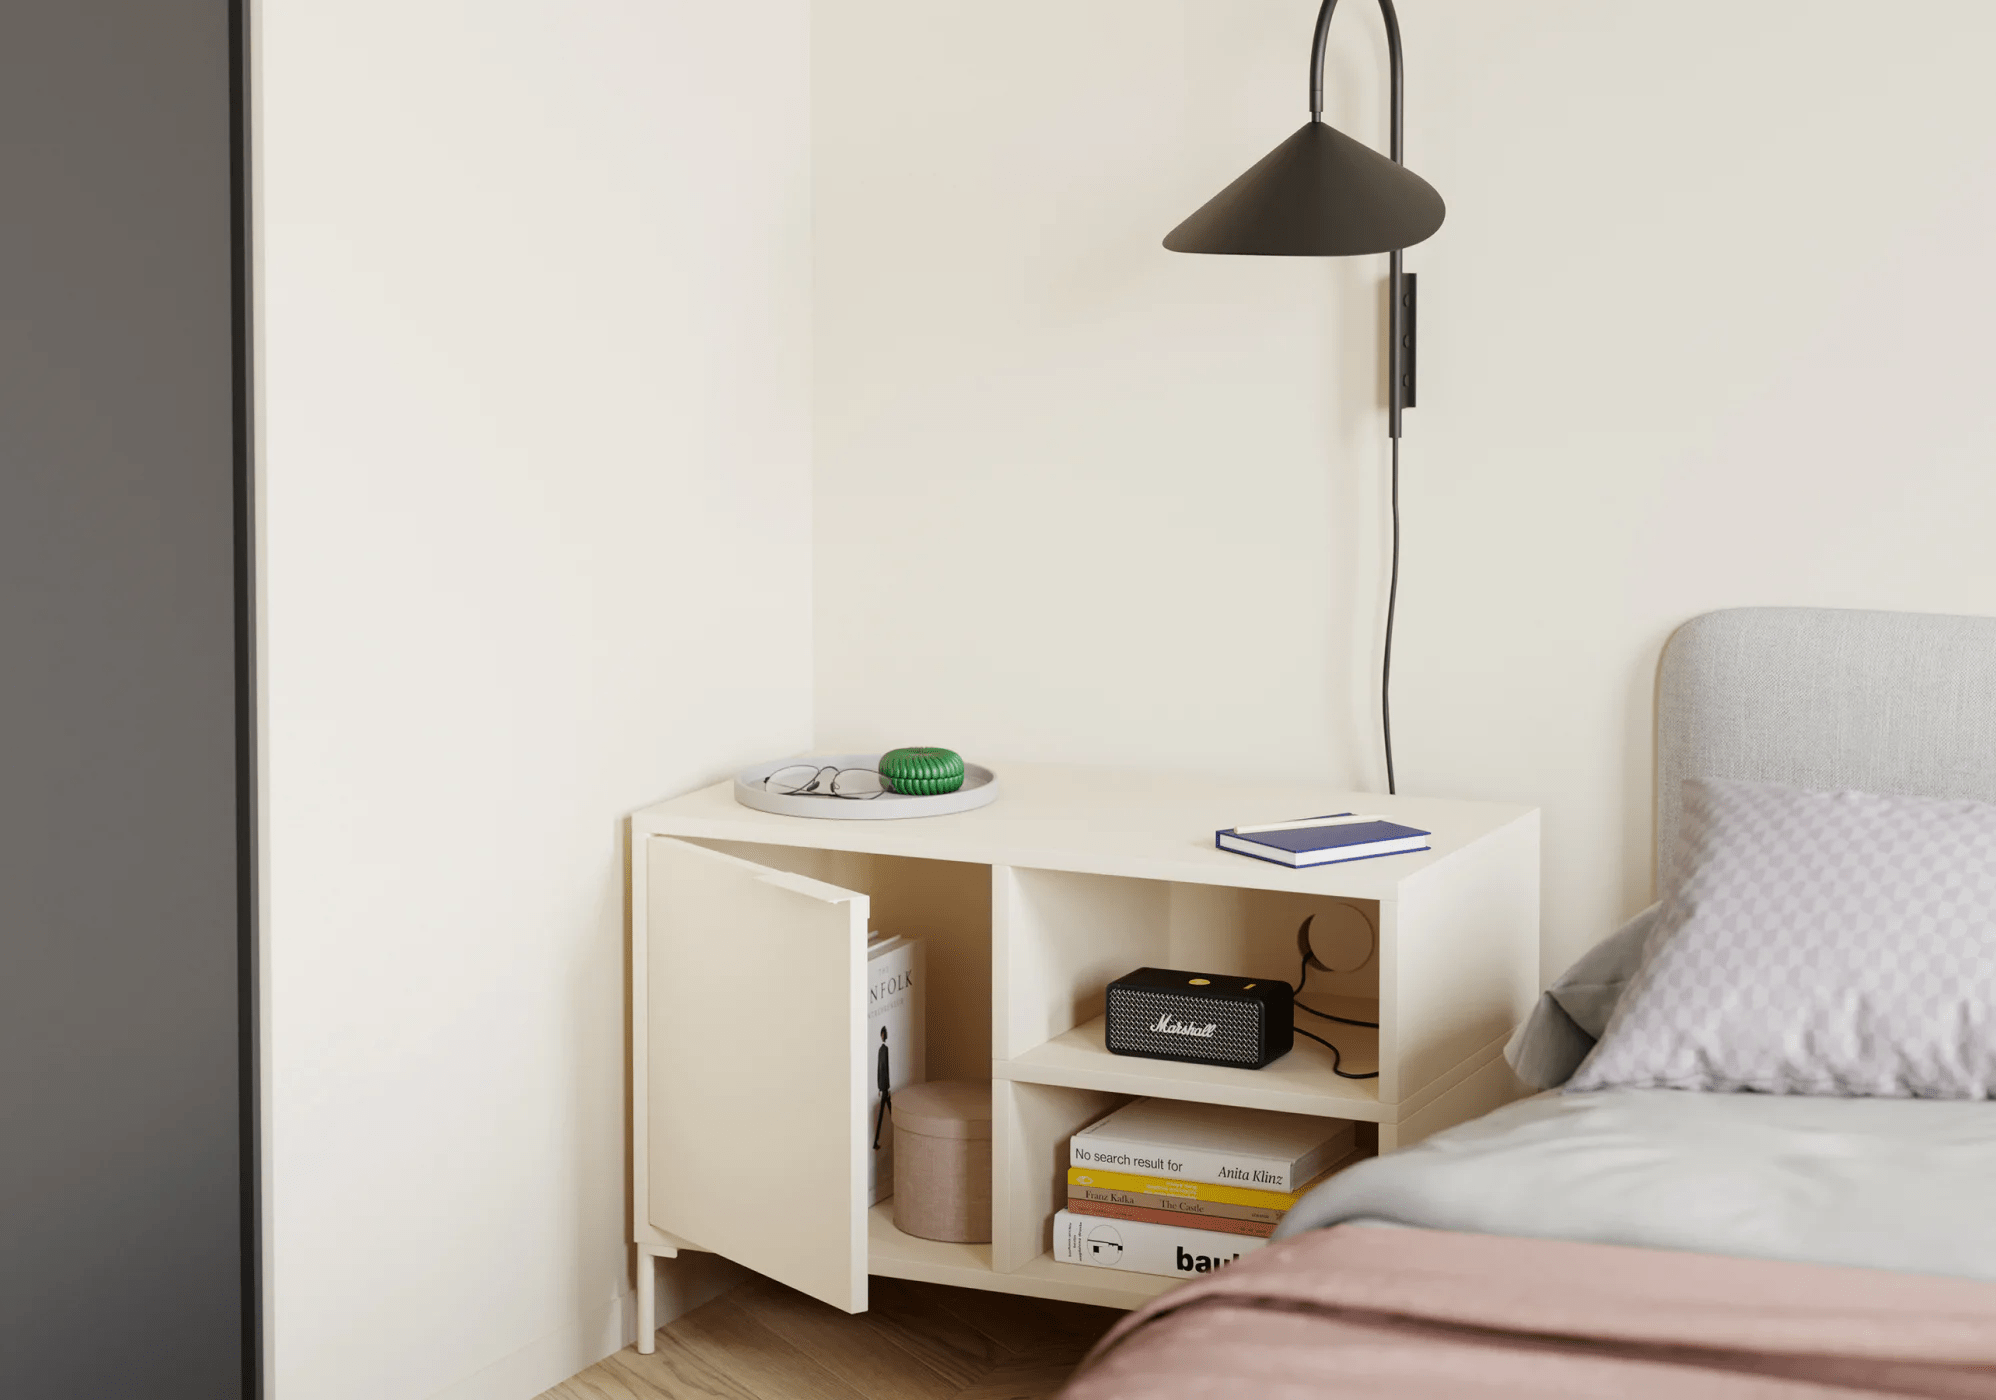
[636,1248,656,1354]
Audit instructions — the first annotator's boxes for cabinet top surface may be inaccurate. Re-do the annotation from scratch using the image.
[634,763,1535,899]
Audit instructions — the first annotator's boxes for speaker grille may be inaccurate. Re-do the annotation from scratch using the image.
[1107,987,1265,1067]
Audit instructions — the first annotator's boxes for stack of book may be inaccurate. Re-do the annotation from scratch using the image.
[1053,1099,1354,1279]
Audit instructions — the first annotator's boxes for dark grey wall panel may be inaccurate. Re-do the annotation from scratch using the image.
[0,3,251,1397]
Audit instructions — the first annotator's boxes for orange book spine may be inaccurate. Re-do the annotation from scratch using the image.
[1066,1196,1275,1239]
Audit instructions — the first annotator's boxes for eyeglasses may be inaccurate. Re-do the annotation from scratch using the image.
[763,764,887,800]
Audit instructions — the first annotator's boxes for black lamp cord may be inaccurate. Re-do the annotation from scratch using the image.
[1318,0,1412,798]
[1293,949,1380,1080]
[1381,435,1400,796]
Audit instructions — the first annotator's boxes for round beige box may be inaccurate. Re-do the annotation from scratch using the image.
[890,1080,992,1243]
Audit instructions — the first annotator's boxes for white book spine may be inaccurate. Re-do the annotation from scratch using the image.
[1069,1134,1317,1193]
[866,938,924,1205]
[1053,1210,1265,1279]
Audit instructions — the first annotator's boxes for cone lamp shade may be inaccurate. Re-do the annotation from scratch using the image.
[1165,120,1444,257]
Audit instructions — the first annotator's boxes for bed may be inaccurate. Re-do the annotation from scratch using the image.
[1063,607,1996,1398]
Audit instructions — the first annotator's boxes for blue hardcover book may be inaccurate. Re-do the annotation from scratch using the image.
[1215,815,1431,868]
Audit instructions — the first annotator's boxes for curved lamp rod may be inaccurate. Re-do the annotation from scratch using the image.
[1310,0,1405,163]
[1304,0,1415,441]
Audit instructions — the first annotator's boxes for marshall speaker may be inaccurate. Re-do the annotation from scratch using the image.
[1104,967,1294,1070]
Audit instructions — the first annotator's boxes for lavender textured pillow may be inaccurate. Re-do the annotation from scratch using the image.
[1570,778,1996,1098]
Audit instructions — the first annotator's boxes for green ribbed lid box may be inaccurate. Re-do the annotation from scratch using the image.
[879,747,966,796]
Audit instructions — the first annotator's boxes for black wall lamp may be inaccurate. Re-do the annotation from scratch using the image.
[1166,0,1444,795]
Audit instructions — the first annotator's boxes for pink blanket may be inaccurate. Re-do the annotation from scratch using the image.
[1062,1226,1996,1398]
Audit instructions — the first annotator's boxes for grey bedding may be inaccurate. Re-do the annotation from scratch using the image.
[1278,610,1996,1282]
[1275,1088,1996,1283]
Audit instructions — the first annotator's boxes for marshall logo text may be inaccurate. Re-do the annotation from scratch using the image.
[1150,1014,1218,1039]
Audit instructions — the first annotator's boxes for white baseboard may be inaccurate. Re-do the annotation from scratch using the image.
[425,1294,628,1400]
[422,1253,752,1400]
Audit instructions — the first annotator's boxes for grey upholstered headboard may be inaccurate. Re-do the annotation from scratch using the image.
[1656,607,1996,891]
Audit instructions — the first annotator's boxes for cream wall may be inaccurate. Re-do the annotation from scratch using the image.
[813,0,1996,976]
[259,3,809,1397]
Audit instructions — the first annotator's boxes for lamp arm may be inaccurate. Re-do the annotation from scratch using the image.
[1309,0,1404,165]
[1310,0,1413,436]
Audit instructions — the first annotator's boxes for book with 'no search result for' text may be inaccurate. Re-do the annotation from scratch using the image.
[1069,1098,1354,1193]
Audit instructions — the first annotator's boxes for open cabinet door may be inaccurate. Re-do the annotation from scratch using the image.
[645,837,868,1311]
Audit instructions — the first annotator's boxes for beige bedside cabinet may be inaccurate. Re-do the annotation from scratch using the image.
[628,764,1538,1344]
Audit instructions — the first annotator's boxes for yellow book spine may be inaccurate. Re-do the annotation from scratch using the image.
[1066,1166,1309,1212]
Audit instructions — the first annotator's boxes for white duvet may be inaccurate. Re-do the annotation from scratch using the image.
[1274,1088,1996,1282]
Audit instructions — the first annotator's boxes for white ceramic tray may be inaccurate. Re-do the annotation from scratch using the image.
[733,753,999,821]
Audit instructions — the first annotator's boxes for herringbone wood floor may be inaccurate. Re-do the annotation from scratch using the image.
[539,1276,1121,1400]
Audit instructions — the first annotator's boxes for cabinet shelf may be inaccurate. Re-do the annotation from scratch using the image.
[867,1203,1173,1311]
[997,1013,1381,1120]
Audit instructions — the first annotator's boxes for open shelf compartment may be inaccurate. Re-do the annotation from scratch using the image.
[994,866,1385,1105]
